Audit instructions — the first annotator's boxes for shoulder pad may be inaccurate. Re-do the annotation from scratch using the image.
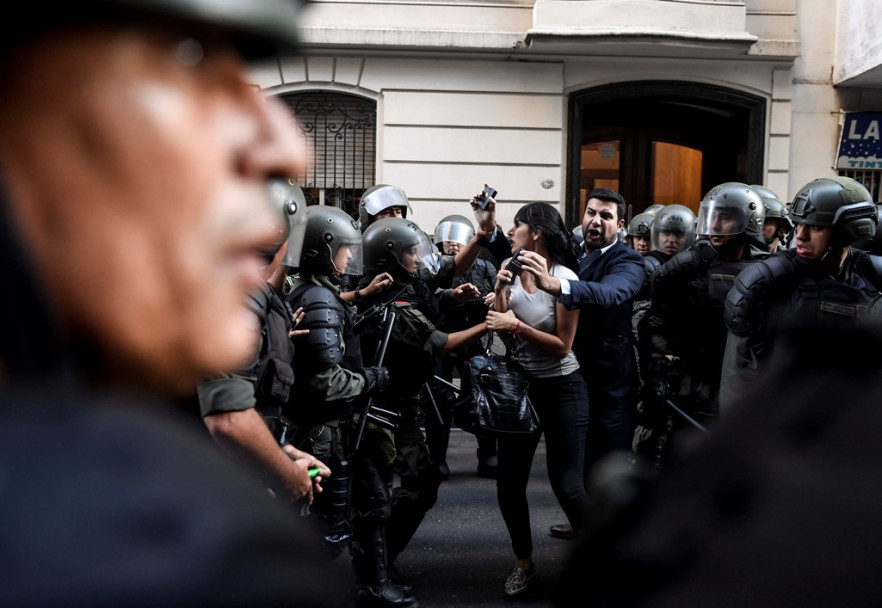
[724,251,797,336]
[289,284,346,368]
[652,248,703,292]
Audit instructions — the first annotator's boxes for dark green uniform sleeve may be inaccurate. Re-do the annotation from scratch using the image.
[197,373,257,418]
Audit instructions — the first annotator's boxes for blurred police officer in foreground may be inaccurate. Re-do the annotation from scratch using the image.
[0,2,349,605]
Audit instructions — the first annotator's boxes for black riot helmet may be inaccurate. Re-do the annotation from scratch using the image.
[789,177,877,248]
[696,182,766,248]
[286,205,363,276]
[363,217,439,283]
[358,184,413,231]
[852,203,882,255]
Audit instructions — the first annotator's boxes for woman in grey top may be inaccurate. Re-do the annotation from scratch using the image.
[486,202,589,599]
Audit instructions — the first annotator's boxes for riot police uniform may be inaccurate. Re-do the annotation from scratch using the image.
[428,214,499,479]
[359,217,488,580]
[636,183,768,467]
[282,206,411,607]
[721,177,882,412]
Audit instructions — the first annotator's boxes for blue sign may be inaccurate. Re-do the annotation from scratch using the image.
[837,112,882,169]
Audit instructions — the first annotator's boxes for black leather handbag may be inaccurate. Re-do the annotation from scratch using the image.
[454,331,540,437]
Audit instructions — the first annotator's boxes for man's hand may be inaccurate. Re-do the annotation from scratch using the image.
[364,272,394,298]
[485,309,518,333]
[519,250,562,296]
[289,306,309,338]
[282,445,332,504]
[452,282,481,303]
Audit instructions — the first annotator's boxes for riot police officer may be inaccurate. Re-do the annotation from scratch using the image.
[0,1,350,605]
[198,179,330,505]
[358,217,489,589]
[721,176,882,412]
[751,184,793,253]
[282,205,414,606]
[429,214,499,479]
[636,182,769,468]
[625,211,656,255]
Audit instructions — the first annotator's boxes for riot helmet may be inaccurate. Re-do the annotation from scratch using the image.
[789,177,877,247]
[627,213,654,240]
[626,212,654,253]
[644,204,666,216]
[286,205,362,276]
[751,185,794,242]
[651,204,697,254]
[852,203,882,254]
[433,214,475,247]
[696,182,765,247]
[358,184,413,231]
[13,0,305,60]
[363,217,439,283]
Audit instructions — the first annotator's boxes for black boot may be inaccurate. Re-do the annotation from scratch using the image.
[354,581,416,607]
[352,524,417,607]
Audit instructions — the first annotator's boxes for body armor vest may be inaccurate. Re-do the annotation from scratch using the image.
[245,284,296,413]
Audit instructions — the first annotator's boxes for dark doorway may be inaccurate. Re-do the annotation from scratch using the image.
[566,81,765,228]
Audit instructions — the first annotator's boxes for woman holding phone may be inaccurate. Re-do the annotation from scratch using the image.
[485,202,589,599]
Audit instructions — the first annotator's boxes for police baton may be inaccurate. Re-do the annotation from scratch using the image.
[665,398,708,433]
[353,305,399,452]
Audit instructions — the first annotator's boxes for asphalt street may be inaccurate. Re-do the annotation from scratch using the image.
[392,428,574,608]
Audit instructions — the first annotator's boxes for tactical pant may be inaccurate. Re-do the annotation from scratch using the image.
[387,400,442,566]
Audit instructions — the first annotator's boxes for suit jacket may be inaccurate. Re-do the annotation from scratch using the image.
[559,240,645,399]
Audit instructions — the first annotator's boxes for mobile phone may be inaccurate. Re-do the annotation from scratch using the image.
[476,184,497,210]
[507,247,524,276]
[308,467,322,479]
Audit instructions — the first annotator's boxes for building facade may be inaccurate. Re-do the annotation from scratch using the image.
[250,0,882,232]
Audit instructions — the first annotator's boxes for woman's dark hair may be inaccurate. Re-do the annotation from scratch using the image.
[513,202,581,272]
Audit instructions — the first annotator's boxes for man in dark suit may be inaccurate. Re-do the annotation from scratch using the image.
[524,188,645,539]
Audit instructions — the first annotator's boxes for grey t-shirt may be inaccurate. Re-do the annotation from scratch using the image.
[507,262,580,379]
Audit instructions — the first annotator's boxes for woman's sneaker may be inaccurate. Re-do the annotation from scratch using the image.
[503,564,536,599]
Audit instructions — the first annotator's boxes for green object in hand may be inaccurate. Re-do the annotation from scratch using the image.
[308,467,321,479]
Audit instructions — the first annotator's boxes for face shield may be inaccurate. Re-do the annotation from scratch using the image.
[404,230,441,281]
[273,180,307,269]
[433,216,475,247]
[697,201,749,237]
[332,239,364,276]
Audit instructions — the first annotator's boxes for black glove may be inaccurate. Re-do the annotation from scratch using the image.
[358,366,390,396]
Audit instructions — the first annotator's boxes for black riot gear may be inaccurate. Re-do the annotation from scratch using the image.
[363,218,440,283]
[789,176,877,248]
[287,205,363,276]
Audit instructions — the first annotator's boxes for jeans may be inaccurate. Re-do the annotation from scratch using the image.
[496,370,589,559]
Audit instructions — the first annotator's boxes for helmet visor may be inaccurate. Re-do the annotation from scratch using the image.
[697,201,750,237]
[433,220,475,245]
[403,231,440,280]
[333,240,363,276]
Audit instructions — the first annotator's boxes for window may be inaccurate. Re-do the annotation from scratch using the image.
[278,92,377,218]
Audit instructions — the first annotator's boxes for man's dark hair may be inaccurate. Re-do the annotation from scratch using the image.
[587,188,626,223]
